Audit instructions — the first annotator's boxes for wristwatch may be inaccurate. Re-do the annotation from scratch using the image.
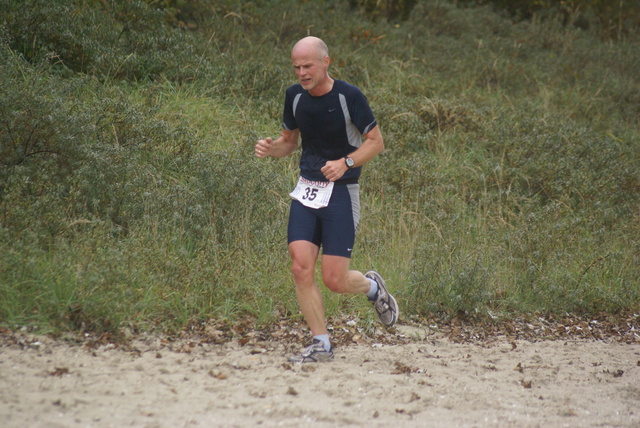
[344,157,355,169]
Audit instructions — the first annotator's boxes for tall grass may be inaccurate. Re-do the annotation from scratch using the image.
[1,0,638,334]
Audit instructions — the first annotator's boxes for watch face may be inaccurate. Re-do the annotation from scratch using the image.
[346,157,355,168]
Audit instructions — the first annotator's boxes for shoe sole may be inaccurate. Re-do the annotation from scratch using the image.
[288,353,334,363]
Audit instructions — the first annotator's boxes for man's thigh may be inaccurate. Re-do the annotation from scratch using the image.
[320,184,359,258]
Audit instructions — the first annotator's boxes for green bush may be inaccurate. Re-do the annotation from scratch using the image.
[349,0,418,20]
[460,0,639,39]
[0,0,205,81]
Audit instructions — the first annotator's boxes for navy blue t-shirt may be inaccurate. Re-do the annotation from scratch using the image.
[282,80,377,183]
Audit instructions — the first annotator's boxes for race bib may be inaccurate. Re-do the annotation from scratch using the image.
[289,176,334,209]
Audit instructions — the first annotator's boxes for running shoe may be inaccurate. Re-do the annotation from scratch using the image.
[365,271,399,327]
[288,339,334,363]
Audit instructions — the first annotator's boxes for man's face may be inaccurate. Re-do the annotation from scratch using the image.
[291,48,329,96]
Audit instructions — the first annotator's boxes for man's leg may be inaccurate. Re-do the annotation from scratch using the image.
[322,255,399,327]
[321,254,371,295]
[289,240,326,336]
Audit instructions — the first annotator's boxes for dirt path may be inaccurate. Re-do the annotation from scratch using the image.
[1,325,639,428]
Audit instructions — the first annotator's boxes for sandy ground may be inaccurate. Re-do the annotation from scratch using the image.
[1,324,639,428]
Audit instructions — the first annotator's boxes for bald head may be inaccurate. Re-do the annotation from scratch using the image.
[290,36,333,96]
[292,36,329,61]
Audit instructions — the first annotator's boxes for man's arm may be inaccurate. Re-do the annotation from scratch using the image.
[255,128,300,159]
[320,125,384,182]
[347,125,384,167]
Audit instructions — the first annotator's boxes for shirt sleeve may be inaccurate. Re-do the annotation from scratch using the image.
[282,86,299,131]
[349,88,377,135]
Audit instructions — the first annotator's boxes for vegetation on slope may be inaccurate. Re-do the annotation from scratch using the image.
[1,0,638,335]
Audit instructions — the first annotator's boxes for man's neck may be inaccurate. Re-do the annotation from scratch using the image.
[309,76,334,97]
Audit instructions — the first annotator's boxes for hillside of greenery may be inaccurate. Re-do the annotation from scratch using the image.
[1,0,638,335]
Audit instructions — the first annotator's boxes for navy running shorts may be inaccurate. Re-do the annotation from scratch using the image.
[287,183,360,258]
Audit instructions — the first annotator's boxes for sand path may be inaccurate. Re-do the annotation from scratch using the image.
[1,325,639,428]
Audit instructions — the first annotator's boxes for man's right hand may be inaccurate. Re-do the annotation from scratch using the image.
[255,137,273,158]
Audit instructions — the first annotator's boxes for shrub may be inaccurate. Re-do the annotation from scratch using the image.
[349,0,418,21]
[460,0,640,40]
[0,0,205,81]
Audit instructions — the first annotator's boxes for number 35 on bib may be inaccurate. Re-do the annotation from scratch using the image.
[289,176,334,209]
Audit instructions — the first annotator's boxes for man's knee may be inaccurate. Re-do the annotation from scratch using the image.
[291,260,313,283]
[322,270,347,294]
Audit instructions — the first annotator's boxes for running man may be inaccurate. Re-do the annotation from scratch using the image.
[255,36,398,363]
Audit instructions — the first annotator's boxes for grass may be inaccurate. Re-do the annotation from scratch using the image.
[0,0,638,336]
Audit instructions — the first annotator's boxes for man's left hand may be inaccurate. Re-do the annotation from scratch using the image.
[321,159,348,182]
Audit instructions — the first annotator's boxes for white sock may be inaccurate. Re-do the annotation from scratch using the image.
[313,334,331,351]
[366,278,379,301]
